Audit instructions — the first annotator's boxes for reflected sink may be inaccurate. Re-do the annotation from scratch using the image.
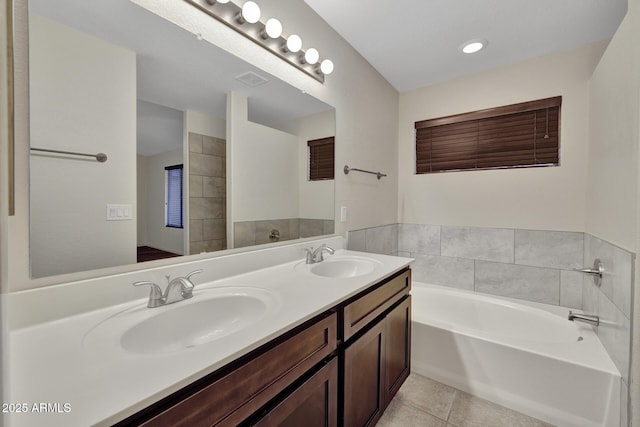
[296,256,383,278]
[83,287,280,355]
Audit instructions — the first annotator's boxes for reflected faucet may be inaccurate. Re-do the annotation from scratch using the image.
[133,269,203,308]
[568,310,600,326]
[304,244,335,264]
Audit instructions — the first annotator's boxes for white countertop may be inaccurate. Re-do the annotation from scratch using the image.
[7,249,412,427]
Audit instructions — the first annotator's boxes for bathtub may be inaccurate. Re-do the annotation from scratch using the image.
[411,282,620,427]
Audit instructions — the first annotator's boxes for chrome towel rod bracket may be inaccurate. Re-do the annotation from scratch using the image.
[344,165,387,180]
[30,147,108,163]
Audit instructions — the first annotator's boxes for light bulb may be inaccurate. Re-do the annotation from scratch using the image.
[241,1,261,24]
[320,59,334,75]
[304,48,319,65]
[264,18,282,38]
[286,34,302,53]
[206,0,230,4]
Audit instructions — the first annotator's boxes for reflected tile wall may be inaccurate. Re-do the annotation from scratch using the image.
[189,132,226,255]
[233,218,334,248]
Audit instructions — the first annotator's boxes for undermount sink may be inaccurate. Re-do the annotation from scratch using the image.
[83,287,280,355]
[295,256,383,278]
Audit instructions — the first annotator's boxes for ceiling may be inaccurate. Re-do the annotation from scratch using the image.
[304,0,628,92]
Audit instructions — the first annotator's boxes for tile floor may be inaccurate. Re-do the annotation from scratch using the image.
[378,374,554,427]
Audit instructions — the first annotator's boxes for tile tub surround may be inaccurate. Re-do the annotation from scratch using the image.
[348,224,588,307]
[349,223,635,426]
[582,233,634,425]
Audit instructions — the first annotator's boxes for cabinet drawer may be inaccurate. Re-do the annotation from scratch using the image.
[141,313,337,427]
[342,269,411,341]
[251,358,338,427]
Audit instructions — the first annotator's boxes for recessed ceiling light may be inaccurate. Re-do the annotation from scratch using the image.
[460,39,487,54]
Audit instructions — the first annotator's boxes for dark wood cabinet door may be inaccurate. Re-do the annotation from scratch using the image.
[343,320,385,427]
[384,296,411,406]
[252,358,338,427]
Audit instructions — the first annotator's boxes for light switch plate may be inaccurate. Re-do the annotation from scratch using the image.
[340,206,347,222]
[106,204,133,221]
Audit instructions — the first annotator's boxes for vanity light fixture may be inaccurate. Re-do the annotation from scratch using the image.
[285,34,303,53]
[304,48,319,65]
[320,59,334,75]
[460,38,487,54]
[185,0,333,83]
[261,18,283,39]
[237,1,261,24]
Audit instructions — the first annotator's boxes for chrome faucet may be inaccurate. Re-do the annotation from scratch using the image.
[304,244,335,264]
[133,269,203,308]
[568,310,600,326]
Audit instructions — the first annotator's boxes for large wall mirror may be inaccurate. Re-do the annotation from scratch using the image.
[28,0,335,278]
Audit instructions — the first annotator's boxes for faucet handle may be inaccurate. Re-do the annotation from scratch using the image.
[133,281,164,308]
[304,247,314,264]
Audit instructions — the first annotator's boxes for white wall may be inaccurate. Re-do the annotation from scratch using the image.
[586,0,640,424]
[28,15,137,278]
[184,109,225,140]
[228,92,299,223]
[138,149,184,254]
[586,9,640,252]
[398,42,607,232]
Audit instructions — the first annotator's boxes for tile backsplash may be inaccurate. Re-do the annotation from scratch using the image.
[349,223,634,425]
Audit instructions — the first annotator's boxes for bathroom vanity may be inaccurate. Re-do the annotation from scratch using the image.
[7,246,412,427]
[116,267,411,426]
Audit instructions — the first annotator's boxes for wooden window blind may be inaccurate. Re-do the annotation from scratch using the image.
[415,96,561,174]
[308,136,335,180]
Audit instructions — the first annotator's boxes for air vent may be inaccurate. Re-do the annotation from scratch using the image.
[235,71,269,87]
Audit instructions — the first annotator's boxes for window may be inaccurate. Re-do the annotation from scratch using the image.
[415,96,561,174]
[308,136,335,181]
[165,164,183,228]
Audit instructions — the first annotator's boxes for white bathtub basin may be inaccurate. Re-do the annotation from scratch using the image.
[411,282,620,427]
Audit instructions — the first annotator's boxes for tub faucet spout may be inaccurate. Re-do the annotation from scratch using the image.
[568,311,599,326]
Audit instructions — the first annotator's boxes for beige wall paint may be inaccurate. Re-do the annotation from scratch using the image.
[586,0,640,425]
[587,7,640,252]
[28,15,137,278]
[398,42,606,232]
